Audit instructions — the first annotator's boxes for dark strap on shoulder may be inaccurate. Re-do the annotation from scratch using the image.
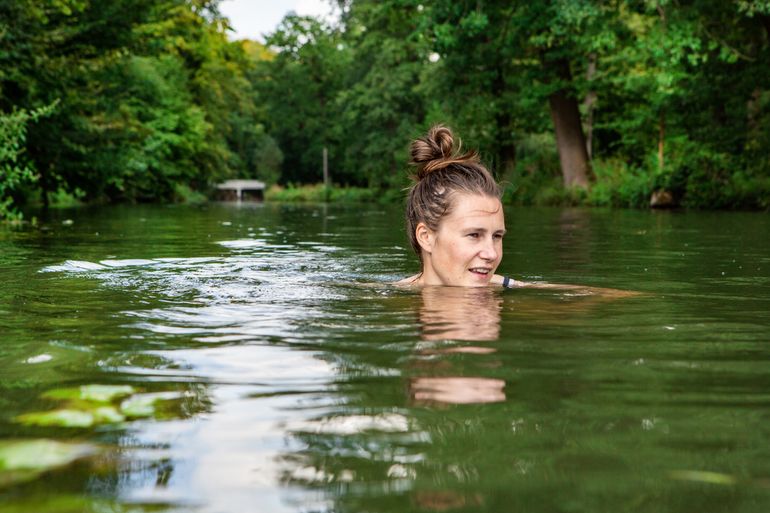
[502,276,511,288]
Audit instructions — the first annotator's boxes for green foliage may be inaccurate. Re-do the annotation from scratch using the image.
[255,16,349,185]
[0,0,267,213]
[333,1,428,188]
[586,159,653,208]
[2,0,770,210]
[0,103,56,220]
[251,125,283,185]
[265,183,393,203]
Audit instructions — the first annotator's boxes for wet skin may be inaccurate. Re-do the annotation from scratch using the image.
[409,193,506,287]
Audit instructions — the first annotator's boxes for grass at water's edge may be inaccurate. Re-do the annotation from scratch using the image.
[265,184,403,204]
[4,176,769,225]
[263,179,770,210]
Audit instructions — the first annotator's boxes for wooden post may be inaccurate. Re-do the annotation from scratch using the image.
[658,111,665,173]
[584,53,597,161]
[322,146,329,187]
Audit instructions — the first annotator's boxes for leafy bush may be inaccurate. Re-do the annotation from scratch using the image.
[587,158,652,208]
[502,133,562,206]
[0,103,57,220]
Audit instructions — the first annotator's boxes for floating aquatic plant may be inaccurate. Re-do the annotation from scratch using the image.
[16,409,98,429]
[0,439,98,488]
[15,384,187,428]
[42,384,135,403]
[668,469,737,486]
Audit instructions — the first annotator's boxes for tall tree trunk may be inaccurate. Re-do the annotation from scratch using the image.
[546,58,591,188]
[658,110,665,172]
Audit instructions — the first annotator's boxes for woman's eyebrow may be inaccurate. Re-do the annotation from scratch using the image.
[464,227,507,235]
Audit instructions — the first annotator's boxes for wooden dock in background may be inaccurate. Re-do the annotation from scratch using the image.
[216,179,265,201]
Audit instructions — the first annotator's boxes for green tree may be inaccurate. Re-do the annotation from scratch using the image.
[427,1,619,188]
[334,0,429,188]
[0,104,56,220]
[1,0,265,208]
[256,15,348,185]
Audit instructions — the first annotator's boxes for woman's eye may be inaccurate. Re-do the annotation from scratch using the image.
[494,233,504,240]
[467,233,480,239]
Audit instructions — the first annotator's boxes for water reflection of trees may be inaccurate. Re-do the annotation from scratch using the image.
[86,359,213,502]
[275,268,766,513]
[279,285,510,511]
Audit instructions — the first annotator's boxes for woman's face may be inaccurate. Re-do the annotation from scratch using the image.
[418,193,505,287]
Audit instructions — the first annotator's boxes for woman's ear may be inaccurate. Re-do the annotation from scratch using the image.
[415,222,434,254]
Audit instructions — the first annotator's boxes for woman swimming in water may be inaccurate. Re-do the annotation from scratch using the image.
[397,125,636,295]
[397,124,521,288]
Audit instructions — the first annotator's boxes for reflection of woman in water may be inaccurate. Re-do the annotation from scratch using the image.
[410,286,506,406]
[418,286,502,342]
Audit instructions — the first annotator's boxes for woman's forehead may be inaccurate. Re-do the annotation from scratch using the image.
[449,194,503,218]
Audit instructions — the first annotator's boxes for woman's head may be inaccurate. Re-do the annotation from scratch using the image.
[406,125,505,286]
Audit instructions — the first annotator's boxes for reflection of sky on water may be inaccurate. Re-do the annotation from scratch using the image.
[37,228,668,510]
[118,385,333,511]
[10,203,770,513]
[40,237,423,511]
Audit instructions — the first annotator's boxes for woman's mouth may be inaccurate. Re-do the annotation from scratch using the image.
[469,267,491,277]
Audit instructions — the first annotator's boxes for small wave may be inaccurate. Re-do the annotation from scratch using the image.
[41,260,108,272]
[100,259,158,267]
[288,413,411,435]
[217,239,268,249]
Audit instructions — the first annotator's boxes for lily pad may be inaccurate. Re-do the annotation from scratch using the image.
[0,439,98,488]
[119,395,156,418]
[120,391,186,419]
[0,439,96,470]
[43,384,135,403]
[92,406,125,424]
[668,469,737,485]
[16,409,95,428]
[15,385,184,428]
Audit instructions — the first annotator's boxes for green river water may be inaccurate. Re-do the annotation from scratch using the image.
[1,203,769,512]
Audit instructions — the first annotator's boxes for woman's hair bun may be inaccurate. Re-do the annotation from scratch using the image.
[409,124,479,180]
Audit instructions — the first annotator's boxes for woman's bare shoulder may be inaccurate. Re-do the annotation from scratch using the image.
[394,274,421,287]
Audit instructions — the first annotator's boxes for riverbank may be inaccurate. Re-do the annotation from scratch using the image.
[264,173,770,210]
[6,173,768,226]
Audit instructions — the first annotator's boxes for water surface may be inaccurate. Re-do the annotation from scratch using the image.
[1,203,769,512]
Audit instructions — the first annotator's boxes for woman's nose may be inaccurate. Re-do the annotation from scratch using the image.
[479,239,498,261]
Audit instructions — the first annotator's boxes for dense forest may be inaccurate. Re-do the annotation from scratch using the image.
[2,0,770,220]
